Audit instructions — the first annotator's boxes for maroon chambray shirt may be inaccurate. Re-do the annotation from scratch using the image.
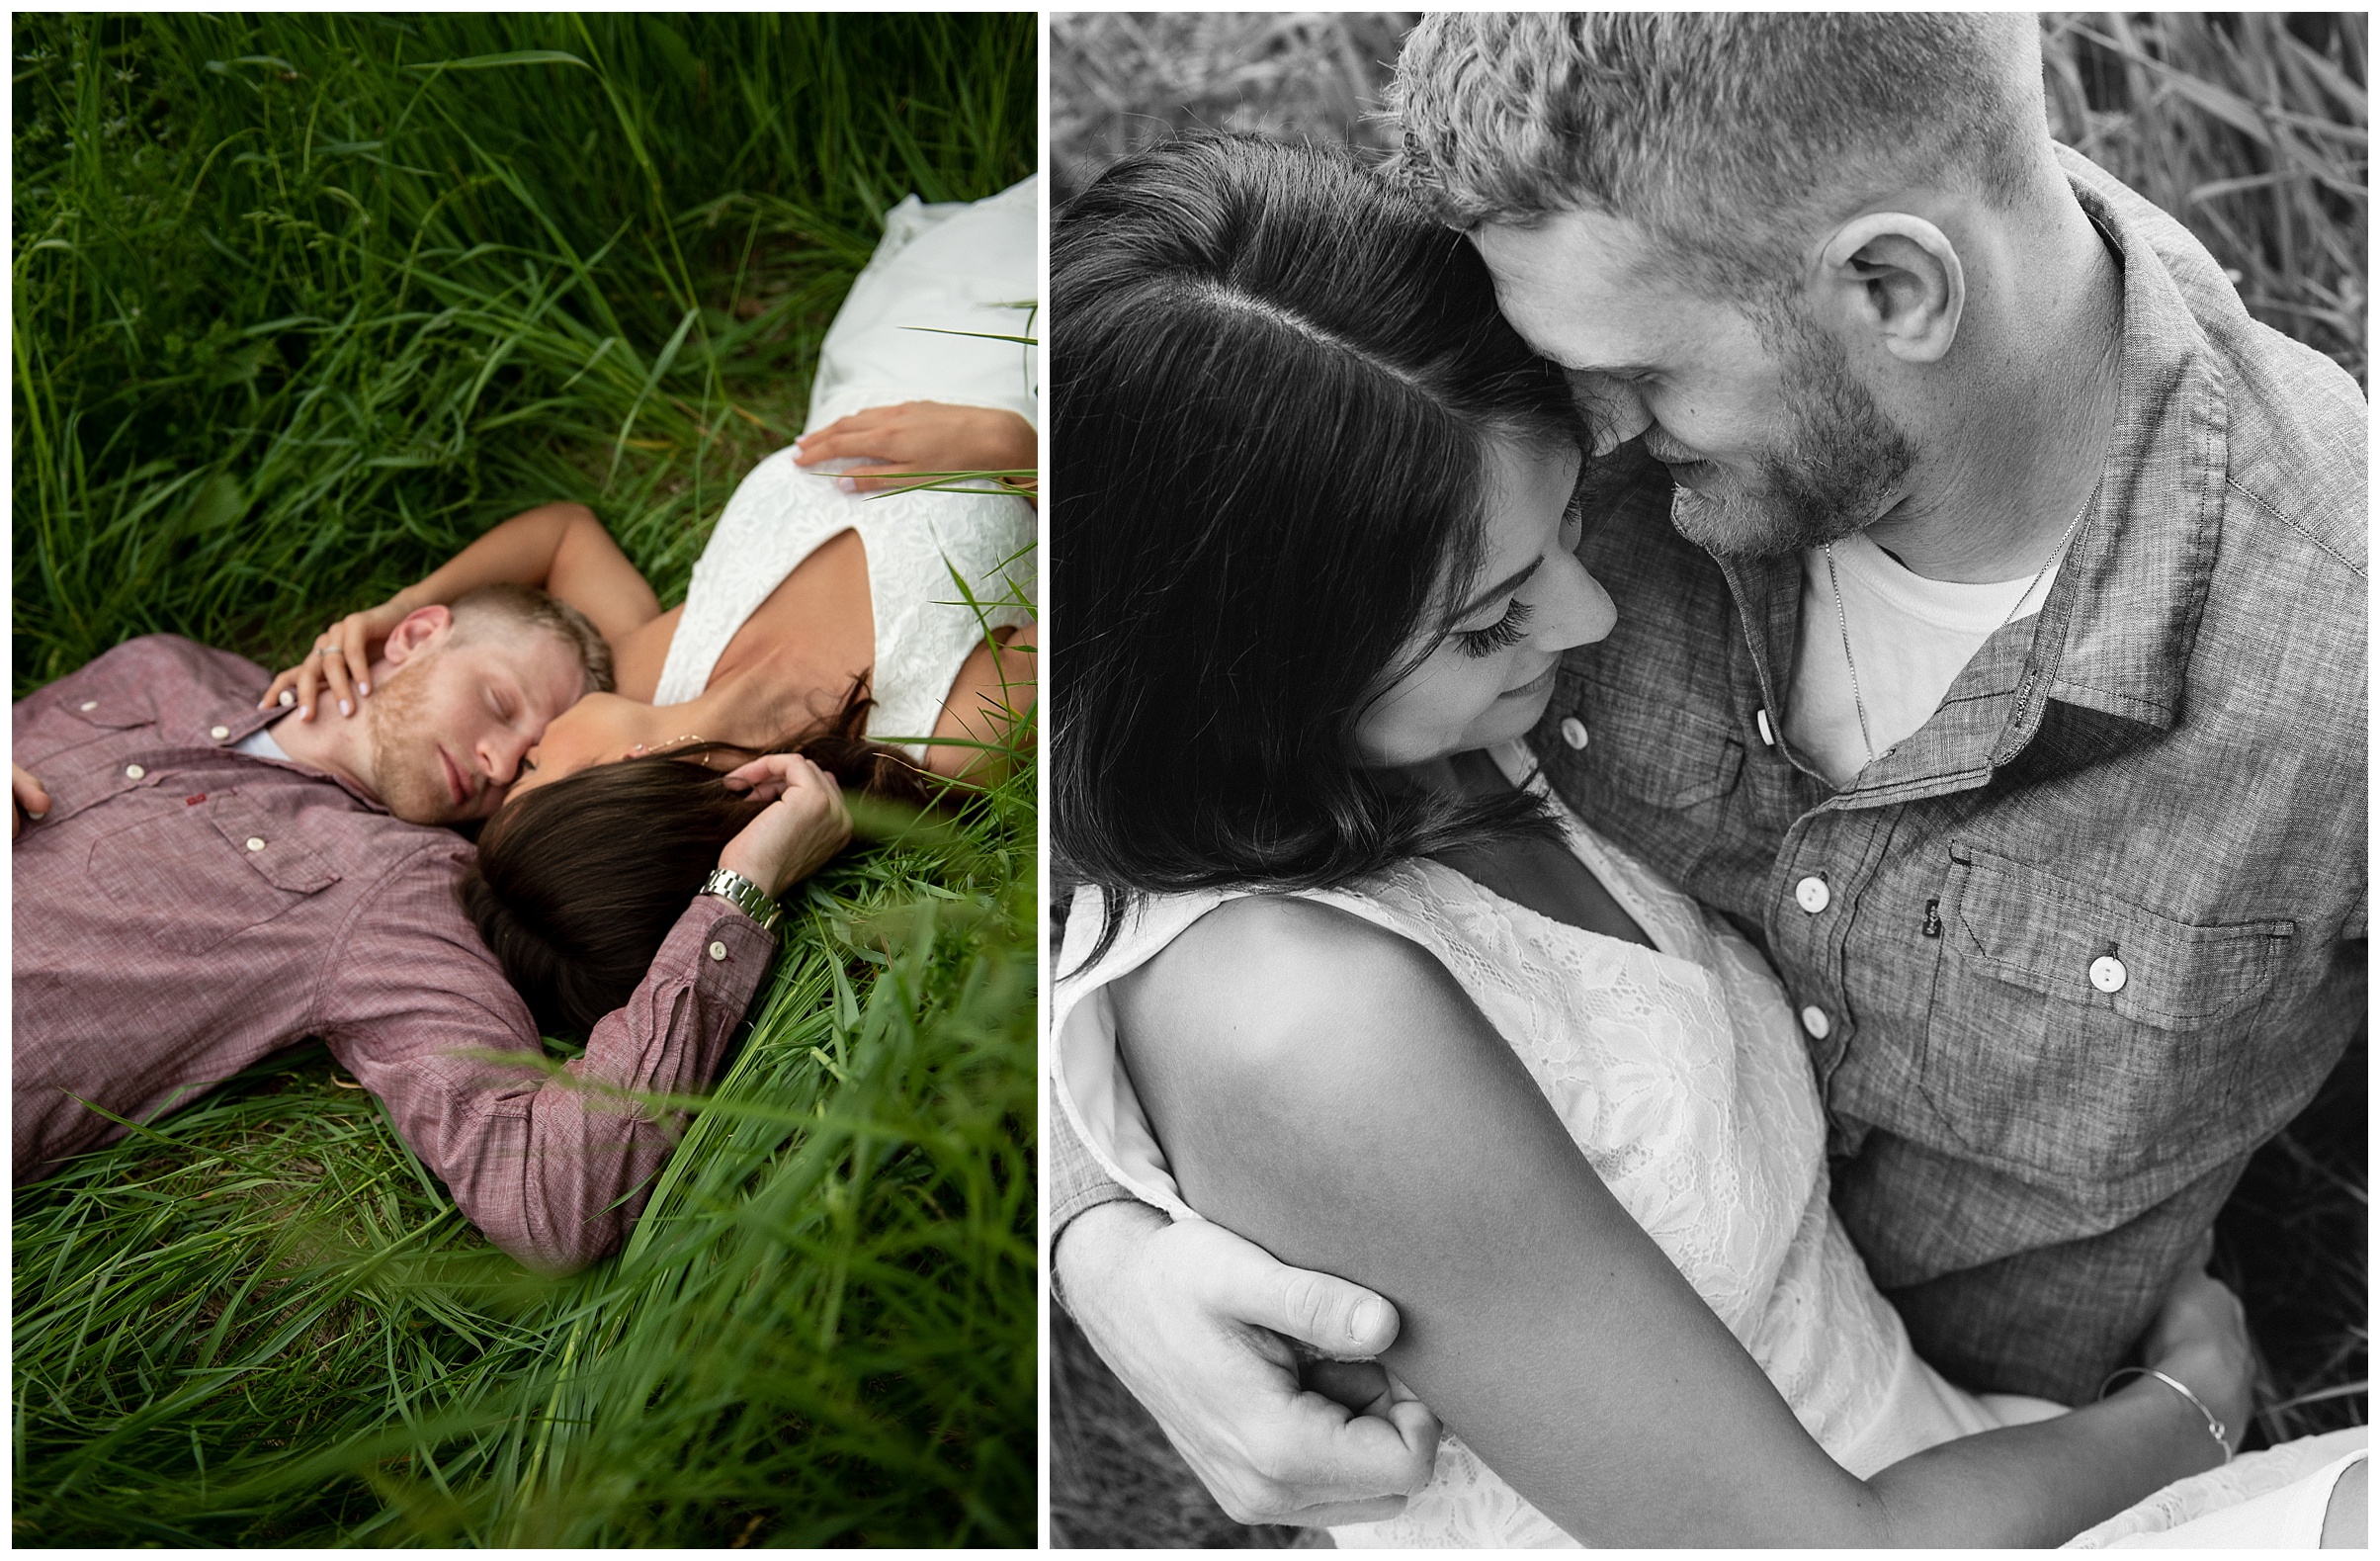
[12,636,778,1271]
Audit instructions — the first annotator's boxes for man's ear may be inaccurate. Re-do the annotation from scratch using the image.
[380,604,454,670]
[1816,213,1964,365]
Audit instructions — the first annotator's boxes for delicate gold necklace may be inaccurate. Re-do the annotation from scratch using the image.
[631,735,712,759]
[1823,483,2098,773]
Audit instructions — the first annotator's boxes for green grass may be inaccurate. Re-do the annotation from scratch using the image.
[14,12,1036,1546]
[1050,12,2364,1547]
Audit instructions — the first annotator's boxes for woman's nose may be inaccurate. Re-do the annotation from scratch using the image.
[1536,552,1618,652]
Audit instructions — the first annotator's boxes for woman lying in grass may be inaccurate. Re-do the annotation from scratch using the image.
[262,178,1039,1034]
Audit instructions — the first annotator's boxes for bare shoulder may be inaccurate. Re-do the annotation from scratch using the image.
[1113,893,1476,1093]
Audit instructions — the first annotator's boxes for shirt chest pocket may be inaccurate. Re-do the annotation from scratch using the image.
[85,792,340,955]
[1915,843,2294,1192]
[1545,671,1744,882]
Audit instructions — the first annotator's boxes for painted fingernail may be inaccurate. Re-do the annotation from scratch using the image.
[28,808,47,821]
[298,706,311,721]
[835,477,857,493]
[339,699,352,717]
[358,681,370,697]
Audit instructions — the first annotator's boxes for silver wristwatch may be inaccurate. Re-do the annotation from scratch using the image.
[700,867,783,932]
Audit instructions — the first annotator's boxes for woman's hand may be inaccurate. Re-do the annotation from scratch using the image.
[716,753,852,897]
[259,597,414,720]
[793,401,1037,495]
[13,763,51,838]
[2134,1240,2254,1458]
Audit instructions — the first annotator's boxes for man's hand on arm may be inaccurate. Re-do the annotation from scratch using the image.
[1057,1199,1441,1527]
[13,763,50,838]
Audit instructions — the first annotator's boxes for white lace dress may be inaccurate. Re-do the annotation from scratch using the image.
[1051,740,2358,1547]
[651,177,1037,757]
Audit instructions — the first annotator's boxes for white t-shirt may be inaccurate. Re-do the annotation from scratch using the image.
[1784,531,2062,788]
[234,722,291,761]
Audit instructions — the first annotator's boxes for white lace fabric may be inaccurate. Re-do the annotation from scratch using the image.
[649,428,1033,755]
[649,178,1038,756]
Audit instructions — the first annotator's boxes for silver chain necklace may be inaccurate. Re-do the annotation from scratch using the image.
[1824,486,2098,772]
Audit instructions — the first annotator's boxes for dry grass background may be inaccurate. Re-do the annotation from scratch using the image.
[1049,11,2366,1548]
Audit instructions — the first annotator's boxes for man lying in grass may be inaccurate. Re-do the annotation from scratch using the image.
[12,586,852,1271]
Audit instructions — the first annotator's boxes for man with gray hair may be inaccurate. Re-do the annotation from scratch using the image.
[1052,12,2364,1527]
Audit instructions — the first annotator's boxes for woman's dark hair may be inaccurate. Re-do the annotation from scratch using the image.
[1054,133,1582,961]
[461,683,936,1037]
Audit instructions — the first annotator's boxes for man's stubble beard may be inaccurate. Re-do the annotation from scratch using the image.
[1667,315,1919,561]
[363,662,451,824]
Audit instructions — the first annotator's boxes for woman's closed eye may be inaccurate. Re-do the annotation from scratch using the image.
[1454,597,1535,657]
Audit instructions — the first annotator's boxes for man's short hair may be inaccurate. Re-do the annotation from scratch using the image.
[449,582,615,696]
[1387,13,2050,305]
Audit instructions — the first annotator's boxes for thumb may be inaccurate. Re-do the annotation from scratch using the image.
[1232,1255,1402,1361]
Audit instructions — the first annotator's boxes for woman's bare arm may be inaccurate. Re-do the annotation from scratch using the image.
[398,500,660,644]
[1114,895,2236,1547]
[922,622,1037,782]
[263,502,661,715]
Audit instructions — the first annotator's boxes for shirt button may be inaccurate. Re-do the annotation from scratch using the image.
[211,725,230,739]
[80,701,99,712]
[124,764,145,780]
[708,940,729,962]
[1800,1005,1832,1040]
[2089,955,2128,995]
[246,837,266,852]
[1795,876,1831,914]
[1559,717,1589,750]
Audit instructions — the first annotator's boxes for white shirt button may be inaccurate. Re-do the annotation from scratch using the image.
[80,700,99,712]
[1559,717,1589,751]
[124,764,145,780]
[2089,955,2128,995]
[708,940,729,962]
[245,836,266,852]
[211,725,230,739]
[1795,876,1831,914]
[1800,1005,1831,1040]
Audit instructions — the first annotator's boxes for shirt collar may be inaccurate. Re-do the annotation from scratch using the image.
[2030,144,2231,737]
[1717,147,2230,787]
[210,693,392,814]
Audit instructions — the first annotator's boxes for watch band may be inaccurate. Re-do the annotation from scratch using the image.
[701,867,784,933]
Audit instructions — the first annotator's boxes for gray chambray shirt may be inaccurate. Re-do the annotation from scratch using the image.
[1046,146,2365,1405]
[1523,149,2366,1401]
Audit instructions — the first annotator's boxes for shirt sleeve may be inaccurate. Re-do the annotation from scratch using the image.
[1047,1078,1143,1243]
[319,851,776,1272]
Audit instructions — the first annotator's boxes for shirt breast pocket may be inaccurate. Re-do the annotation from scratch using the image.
[1549,671,1744,880]
[86,792,340,955]
[1916,842,2294,1193]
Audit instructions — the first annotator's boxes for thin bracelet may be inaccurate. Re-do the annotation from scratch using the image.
[2100,1366,2233,1464]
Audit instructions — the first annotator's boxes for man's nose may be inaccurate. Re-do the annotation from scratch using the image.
[1567,372,1654,458]
[480,729,532,787]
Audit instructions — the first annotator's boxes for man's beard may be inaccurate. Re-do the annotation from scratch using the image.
[1667,317,1919,561]
[363,665,452,824]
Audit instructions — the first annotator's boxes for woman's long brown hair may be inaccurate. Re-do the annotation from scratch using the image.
[461,681,938,1037]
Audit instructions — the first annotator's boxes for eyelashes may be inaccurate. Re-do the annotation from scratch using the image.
[1453,598,1534,657]
[1446,490,1585,659]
